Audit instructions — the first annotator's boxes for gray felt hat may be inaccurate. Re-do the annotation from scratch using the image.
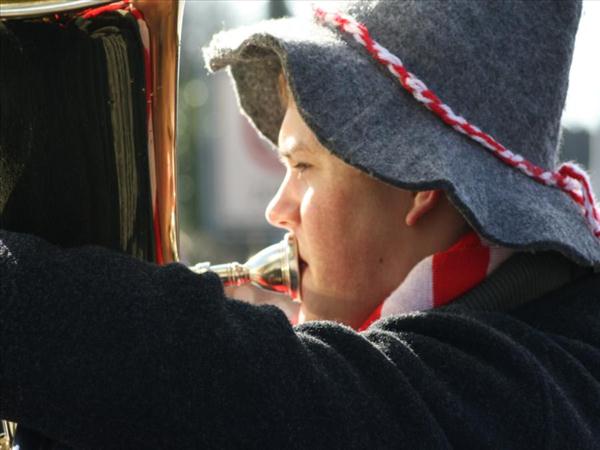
[204,0,600,267]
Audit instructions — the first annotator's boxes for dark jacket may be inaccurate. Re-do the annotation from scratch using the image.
[1,229,599,449]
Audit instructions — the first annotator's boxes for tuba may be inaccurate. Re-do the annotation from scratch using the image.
[0,1,298,448]
[0,0,182,447]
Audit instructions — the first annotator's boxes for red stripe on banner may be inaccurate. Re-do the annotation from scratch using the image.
[432,232,489,307]
[358,302,384,332]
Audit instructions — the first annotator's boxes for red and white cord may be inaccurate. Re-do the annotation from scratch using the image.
[314,7,600,239]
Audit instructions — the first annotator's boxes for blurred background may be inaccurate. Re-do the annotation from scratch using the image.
[176,0,600,266]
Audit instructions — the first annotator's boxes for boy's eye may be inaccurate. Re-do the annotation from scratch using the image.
[292,162,311,173]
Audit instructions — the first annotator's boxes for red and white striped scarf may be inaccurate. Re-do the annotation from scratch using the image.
[358,232,513,331]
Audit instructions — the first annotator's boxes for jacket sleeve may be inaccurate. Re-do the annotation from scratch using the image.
[1,229,596,449]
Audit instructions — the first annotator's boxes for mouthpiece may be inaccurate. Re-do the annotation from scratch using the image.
[189,233,300,300]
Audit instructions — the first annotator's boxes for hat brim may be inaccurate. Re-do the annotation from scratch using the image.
[204,17,599,267]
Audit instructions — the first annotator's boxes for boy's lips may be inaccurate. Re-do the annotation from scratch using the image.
[298,255,308,272]
[296,252,308,301]
[297,248,308,274]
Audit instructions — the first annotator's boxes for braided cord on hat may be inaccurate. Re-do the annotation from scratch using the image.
[314,7,600,239]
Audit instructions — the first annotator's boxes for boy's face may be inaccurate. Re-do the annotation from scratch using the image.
[266,97,417,328]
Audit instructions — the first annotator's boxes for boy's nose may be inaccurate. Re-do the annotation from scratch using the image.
[265,178,300,231]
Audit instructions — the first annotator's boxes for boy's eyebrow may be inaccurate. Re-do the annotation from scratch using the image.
[278,139,314,159]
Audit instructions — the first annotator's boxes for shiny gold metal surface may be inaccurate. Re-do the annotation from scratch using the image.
[0,1,183,266]
[0,0,109,18]
[0,420,15,450]
[190,233,301,301]
[0,1,184,447]
[132,0,183,263]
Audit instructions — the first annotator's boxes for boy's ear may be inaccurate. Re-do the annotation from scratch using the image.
[405,190,442,226]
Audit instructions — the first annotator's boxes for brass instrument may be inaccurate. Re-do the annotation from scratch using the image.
[1,0,182,447]
[0,0,181,263]
[0,0,299,447]
[0,421,15,450]
[190,232,301,301]
[0,0,108,18]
